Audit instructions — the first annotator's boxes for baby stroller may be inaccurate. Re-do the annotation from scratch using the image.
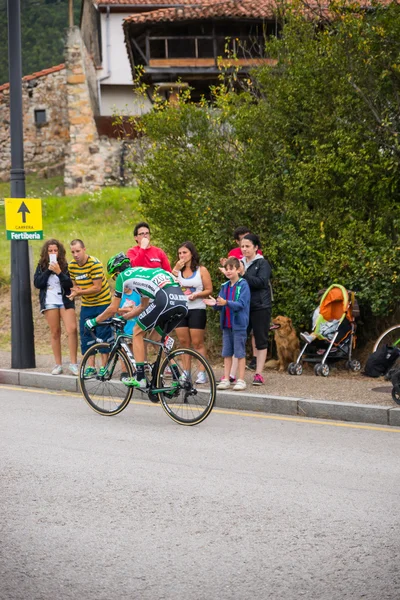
[288,284,360,377]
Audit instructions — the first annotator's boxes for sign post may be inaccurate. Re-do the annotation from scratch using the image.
[7,0,35,368]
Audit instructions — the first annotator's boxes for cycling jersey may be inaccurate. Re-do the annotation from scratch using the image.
[114,267,179,300]
[114,267,187,335]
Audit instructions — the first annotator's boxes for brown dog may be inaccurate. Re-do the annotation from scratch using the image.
[270,316,300,372]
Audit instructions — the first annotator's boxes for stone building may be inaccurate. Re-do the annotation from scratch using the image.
[0,64,69,181]
[0,27,121,195]
[64,26,121,195]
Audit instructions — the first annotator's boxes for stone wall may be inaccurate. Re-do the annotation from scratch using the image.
[64,27,121,195]
[0,65,69,181]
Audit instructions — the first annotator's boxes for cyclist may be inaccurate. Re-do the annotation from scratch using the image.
[85,253,188,388]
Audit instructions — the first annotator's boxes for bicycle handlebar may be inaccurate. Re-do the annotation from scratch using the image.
[84,316,128,343]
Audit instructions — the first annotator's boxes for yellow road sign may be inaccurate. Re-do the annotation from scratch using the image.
[5,198,43,240]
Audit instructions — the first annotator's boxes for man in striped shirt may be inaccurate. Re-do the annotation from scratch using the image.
[68,239,112,375]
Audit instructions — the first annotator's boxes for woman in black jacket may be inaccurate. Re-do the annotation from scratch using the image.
[241,233,272,386]
[33,239,78,376]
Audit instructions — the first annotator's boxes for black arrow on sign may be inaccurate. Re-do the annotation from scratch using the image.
[17,201,30,223]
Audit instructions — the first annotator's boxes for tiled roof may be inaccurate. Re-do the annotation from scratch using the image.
[0,64,65,93]
[124,0,278,24]
[94,0,218,5]
[123,0,392,24]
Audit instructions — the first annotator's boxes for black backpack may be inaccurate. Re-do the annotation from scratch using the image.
[363,345,400,378]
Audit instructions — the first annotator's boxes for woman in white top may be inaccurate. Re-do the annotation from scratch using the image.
[172,241,213,384]
[34,239,78,376]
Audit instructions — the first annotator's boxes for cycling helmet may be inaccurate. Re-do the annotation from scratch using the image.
[107,252,131,276]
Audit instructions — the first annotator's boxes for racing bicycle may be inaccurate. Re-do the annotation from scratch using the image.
[79,316,216,426]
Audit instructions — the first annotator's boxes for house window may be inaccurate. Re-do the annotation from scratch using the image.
[34,109,47,125]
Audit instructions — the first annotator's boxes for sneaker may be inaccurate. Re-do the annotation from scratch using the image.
[217,378,231,390]
[179,370,190,383]
[219,375,237,383]
[51,365,63,375]
[252,373,264,386]
[121,377,147,389]
[68,363,79,376]
[98,367,108,378]
[195,371,207,384]
[246,357,257,371]
[84,367,97,379]
[300,332,315,344]
[233,379,247,391]
[120,371,129,381]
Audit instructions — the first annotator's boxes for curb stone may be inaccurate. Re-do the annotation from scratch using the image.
[0,368,398,428]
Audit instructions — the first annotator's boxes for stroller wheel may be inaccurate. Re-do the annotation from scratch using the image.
[392,385,400,405]
[315,363,330,377]
[288,362,298,375]
[349,360,361,372]
[294,363,303,376]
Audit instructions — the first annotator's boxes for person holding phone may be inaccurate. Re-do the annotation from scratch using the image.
[34,239,78,375]
[172,241,212,384]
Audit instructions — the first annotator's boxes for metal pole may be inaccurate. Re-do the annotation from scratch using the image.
[69,0,74,29]
[7,0,35,368]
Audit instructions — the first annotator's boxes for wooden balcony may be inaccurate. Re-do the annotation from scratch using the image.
[148,57,276,68]
[138,35,272,71]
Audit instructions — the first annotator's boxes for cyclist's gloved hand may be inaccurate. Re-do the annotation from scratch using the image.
[85,318,97,330]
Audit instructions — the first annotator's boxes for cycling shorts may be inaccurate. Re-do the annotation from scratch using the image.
[137,286,188,335]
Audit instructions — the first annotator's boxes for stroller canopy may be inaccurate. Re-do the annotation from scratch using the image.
[319,284,351,322]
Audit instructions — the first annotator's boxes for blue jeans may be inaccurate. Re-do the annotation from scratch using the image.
[80,304,113,355]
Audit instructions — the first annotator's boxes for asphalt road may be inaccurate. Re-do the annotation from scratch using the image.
[1,386,400,600]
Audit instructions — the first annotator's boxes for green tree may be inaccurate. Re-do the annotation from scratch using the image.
[128,1,400,330]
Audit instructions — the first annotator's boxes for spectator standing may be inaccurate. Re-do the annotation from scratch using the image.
[68,239,112,376]
[127,221,171,271]
[219,226,263,374]
[34,239,78,375]
[172,241,213,384]
[241,233,272,386]
[205,257,250,391]
[219,226,262,266]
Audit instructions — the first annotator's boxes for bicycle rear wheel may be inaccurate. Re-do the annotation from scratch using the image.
[373,326,400,353]
[79,342,134,416]
[157,348,216,426]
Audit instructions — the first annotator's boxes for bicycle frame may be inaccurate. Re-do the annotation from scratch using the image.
[89,321,183,398]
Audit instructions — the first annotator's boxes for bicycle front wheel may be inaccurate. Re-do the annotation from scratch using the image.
[373,326,400,353]
[157,348,216,426]
[79,342,134,416]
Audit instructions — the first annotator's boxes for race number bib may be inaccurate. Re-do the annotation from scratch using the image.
[164,336,175,351]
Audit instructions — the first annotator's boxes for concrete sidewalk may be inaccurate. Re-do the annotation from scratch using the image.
[1,367,400,428]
